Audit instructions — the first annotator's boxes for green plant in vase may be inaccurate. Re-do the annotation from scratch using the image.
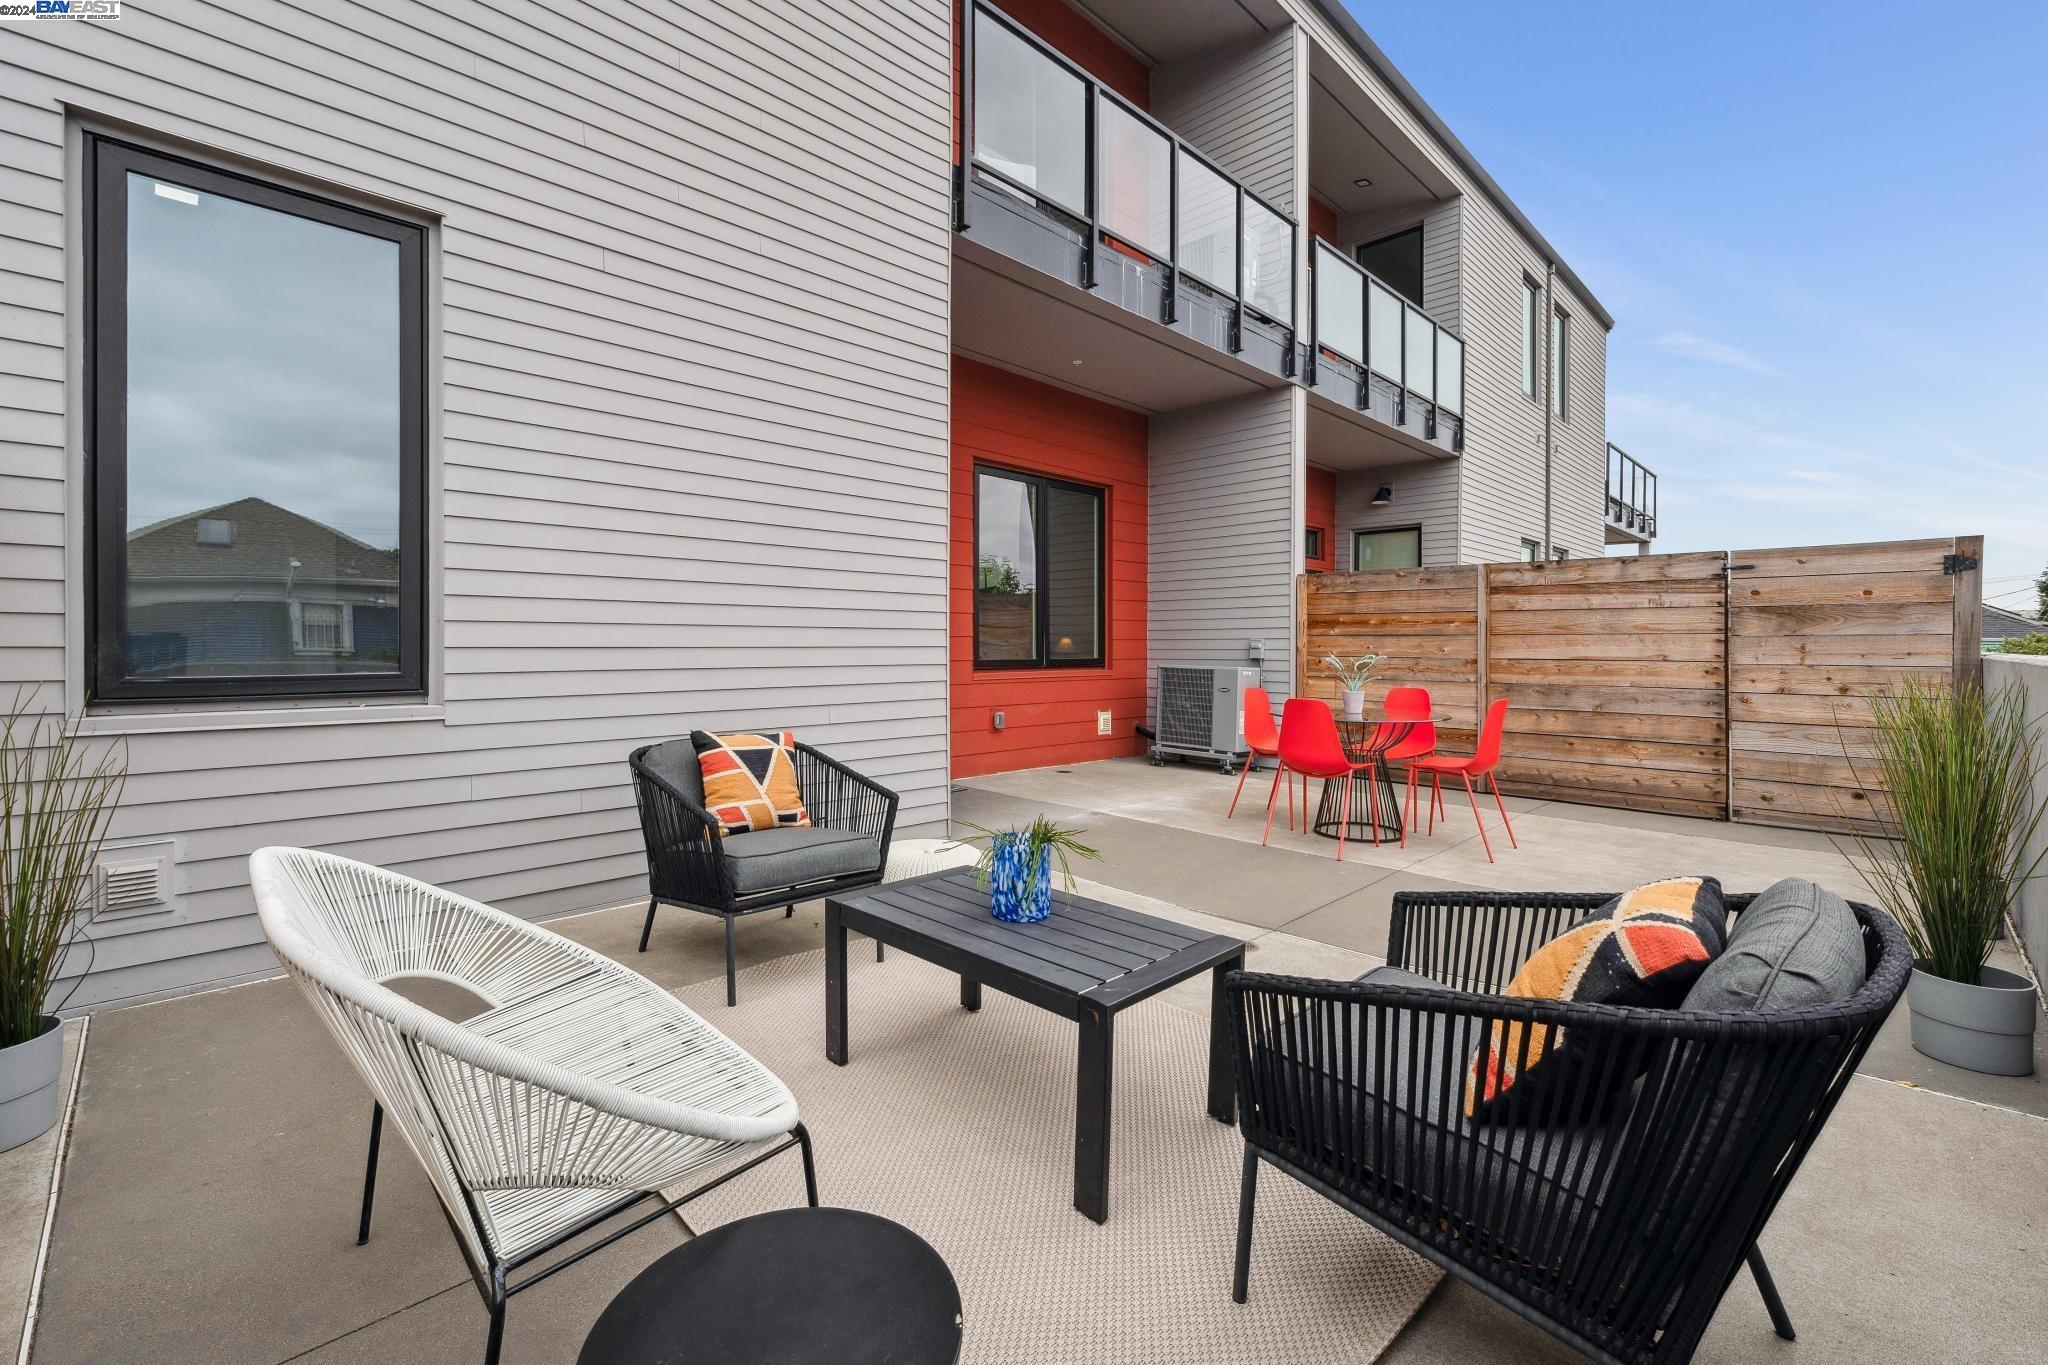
[1,691,126,1150]
[1323,652,1382,721]
[957,816,1101,923]
[1841,677,2048,1074]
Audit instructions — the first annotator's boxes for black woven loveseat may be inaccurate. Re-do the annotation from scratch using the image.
[1226,889,1911,1365]
[630,738,898,1005]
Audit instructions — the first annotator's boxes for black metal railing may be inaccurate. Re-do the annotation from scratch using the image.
[1305,239,1463,444]
[1606,443,1657,538]
[959,1,1297,357]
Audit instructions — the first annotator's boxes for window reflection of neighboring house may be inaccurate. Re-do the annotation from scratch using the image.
[124,497,400,678]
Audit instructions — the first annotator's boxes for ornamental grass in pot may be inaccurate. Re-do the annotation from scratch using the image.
[1323,653,1382,722]
[1844,678,2047,1076]
[1,693,125,1151]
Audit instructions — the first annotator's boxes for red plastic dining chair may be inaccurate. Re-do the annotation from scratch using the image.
[1409,698,1517,862]
[1228,687,1298,829]
[1377,686,1436,846]
[1264,699,1368,861]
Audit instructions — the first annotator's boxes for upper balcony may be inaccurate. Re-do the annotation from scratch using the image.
[953,1,1300,409]
[1606,443,1658,544]
[1304,239,1463,456]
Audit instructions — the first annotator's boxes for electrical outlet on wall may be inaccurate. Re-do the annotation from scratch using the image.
[1095,709,1112,737]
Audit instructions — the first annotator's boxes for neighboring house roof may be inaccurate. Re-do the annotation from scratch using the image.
[127,496,399,584]
[1984,603,2047,640]
[1304,0,1616,330]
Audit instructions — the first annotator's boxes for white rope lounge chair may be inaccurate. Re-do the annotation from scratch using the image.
[249,847,813,1365]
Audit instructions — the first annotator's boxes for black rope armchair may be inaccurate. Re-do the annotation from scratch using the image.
[1226,890,1911,1365]
[629,739,898,1005]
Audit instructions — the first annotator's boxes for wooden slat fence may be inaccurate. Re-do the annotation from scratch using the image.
[1727,535,1982,833]
[1484,553,1728,819]
[1297,535,1984,835]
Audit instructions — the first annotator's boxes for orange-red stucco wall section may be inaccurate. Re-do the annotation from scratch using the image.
[1306,465,1337,572]
[950,357,1150,778]
[1308,194,1340,244]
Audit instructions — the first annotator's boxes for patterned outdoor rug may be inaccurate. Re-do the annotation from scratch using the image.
[672,946,1440,1363]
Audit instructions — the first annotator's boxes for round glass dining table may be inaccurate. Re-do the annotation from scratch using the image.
[1309,715,1419,843]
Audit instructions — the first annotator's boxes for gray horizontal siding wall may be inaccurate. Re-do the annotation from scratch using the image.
[1148,387,1301,714]
[0,0,954,1009]
[1151,25,1299,216]
[1333,461,1461,568]
[1284,0,1612,564]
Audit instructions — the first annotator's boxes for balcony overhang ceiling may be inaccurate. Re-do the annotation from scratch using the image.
[1065,0,1283,67]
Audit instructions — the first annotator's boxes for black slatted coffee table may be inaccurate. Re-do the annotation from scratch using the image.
[824,869,1246,1224]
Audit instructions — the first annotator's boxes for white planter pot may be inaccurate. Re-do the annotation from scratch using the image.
[0,1016,62,1154]
[1341,689,1366,721]
[1908,965,2037,1076]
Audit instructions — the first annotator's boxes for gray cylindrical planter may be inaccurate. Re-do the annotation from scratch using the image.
[1909,966,2038,1076]
[0,1016,63,1153]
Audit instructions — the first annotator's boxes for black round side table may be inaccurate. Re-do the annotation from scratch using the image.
[578,1207,962,1365]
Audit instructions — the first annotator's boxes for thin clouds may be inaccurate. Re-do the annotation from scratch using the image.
[1650,330,1778,374]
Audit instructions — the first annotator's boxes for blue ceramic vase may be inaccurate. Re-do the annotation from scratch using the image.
[988,835,1053,923]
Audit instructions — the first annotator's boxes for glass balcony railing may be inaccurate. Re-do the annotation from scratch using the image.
[962,2,1297,343]
[1308,238,1463,429]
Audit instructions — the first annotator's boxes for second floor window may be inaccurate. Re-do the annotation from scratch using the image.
[1552,308,1571,420]
[1357,226,1424,310]
[974,468,1104,668]
[1521,278,1542,400]
[88,137,425,702]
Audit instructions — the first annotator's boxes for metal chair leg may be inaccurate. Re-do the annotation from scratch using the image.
[1227,757,1253,818]
[356,1103,382,1246]
[1488,772,1518,848]
[637,897,657,953]
[1260,762,1286,843]
[1232,1147,1258,1304]
[1747,1244,1796,1340]
[724,915,738,1007]
[1461,772,1495,862]
[795,1121,820,1208]
[484,1271,508,1365]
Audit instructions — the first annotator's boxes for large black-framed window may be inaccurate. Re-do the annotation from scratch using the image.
[1352,525,1422,571]
[87,136,426,702]
[973,466,1103,669]
[1356,226,1423,310]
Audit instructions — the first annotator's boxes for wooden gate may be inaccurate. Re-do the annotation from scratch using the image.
[1484,553,1729,819]
[1727,536,1982,832]
[1294,535,1983,835]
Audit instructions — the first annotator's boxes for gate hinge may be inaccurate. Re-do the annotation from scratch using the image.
[1943,553,1979,575]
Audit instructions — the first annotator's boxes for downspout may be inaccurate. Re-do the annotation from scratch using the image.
[1541,261,1556,558]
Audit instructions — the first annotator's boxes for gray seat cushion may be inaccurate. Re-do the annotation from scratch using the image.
[639,738,706,808]
[1253,964,1620,1264]
[721,825,881,895]
[1682,877,1865,1011]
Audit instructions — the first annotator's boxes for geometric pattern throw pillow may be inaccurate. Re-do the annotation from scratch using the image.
[1464,876,1727,1120]
[693,730,812,836]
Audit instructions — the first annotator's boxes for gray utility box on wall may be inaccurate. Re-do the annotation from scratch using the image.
[1152,664,1260,774]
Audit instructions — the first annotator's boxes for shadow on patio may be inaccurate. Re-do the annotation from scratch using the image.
[12,758,2047,1363]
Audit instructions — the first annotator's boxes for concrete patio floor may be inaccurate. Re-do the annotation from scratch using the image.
[13,757,2047,1363]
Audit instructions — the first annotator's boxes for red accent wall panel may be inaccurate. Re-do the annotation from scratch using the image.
[1306,465,1337,572]
[1308,194,1340,244]
[951,357,1149,777]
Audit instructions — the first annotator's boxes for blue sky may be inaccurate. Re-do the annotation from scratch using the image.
[1353,0,2048,615]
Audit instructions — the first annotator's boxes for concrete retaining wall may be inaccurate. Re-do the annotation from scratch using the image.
[1986,653,2048,974]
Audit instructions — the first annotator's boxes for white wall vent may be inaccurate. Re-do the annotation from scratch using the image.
[93,840,175,919]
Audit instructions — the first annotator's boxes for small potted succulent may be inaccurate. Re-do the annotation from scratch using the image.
[1843,678,2047,1075]
[958,816,1101,923]
[1323,652,1383,722]
[1,693,125,1151]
